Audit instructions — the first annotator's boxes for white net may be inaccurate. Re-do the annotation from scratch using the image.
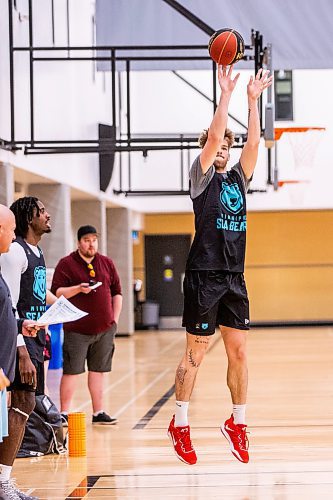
[286,128,325,171]
[286,180,308,206]
[274,127,325,206]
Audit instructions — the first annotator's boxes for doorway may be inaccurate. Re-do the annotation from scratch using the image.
[145,234,191,327]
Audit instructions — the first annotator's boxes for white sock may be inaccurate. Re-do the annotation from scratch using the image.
[175,401,189,427]
[233,404,246,425]
[0,464,12,482]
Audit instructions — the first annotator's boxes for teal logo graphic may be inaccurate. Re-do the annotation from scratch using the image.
[33,266,46,303]
[201,323,208,330]
[220,182,244,214]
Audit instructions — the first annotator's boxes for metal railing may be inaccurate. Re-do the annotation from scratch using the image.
[2,0,266,196]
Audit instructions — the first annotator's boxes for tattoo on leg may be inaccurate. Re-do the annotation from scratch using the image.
[176,366,187,385]
[195,336,209,345]
[188,349,199,368]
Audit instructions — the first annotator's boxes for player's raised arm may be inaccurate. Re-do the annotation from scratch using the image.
[240,69,273,179]
[200,65,239,174]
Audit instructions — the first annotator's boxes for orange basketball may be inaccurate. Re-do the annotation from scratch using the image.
[208,28,245,65]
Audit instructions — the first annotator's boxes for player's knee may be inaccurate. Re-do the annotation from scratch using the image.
[231,345,247,363]
[186,346,206,367]
[11,390,36,416]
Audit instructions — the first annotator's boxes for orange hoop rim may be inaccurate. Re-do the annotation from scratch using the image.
[274,127,326,141]
[278,180,309,187]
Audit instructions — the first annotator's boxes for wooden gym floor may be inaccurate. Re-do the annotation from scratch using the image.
[13,326,333,499]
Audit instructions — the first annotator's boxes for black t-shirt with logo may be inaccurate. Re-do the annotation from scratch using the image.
[16,237,47,362]
[186,157,250,272]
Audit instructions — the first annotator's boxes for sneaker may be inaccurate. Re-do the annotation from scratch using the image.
[0,480,39,500]
[167,415,197,465]
[221,414,249,463]
[92,412,118,425]
[0,480,20,500]
[16,488,39,500]
[60,413,68,427]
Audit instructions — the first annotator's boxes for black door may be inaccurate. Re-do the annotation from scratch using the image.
[145,234,191,317]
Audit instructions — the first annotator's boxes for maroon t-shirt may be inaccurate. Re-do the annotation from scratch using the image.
[51,251,122,334]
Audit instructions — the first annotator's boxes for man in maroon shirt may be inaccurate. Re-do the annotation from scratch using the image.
[51,225,122,425]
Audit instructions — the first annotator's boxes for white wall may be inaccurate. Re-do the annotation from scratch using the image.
[0,0,113,196]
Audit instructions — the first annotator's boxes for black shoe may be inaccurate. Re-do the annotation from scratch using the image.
[92,412,118,425]
[60,413,68,427]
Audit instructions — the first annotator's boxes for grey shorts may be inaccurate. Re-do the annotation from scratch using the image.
[63,324,117,375]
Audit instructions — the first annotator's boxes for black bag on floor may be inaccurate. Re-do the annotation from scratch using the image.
[17,394,67,458]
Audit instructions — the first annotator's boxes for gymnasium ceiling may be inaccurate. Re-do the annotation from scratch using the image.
[96,0,333,71]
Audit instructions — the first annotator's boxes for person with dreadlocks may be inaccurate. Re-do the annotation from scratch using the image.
[0,196,52,499]
[0,203,41,499]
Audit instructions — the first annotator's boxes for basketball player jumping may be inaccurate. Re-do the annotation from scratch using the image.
[168,65,272,465]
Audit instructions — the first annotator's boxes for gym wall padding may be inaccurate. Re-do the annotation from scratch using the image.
[246,210,333,323]
[133,210,333,324]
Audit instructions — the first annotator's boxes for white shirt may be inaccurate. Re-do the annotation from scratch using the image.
[0,241,41,347]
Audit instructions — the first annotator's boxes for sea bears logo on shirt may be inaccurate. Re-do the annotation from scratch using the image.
[220,182,244,214]
[33,266,46,303]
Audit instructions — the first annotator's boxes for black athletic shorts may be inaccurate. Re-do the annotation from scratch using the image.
[9,354,45,396]
[182,270,250,335]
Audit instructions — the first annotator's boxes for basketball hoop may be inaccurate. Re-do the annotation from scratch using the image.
[277,179,307,188]
[272,127,325,204]
[274,127,325,171]
[277,179,310,206]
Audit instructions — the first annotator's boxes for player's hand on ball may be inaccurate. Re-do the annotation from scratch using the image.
[219,65,240,94]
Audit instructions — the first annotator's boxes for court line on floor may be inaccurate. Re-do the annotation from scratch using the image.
[113,368,170,418]
[133,384,175,429]
[66,471,333,499]
[74,338,184,417]
[66,476,99,500]
[74,369,137,412]
[73,336,182,413]
[153,335,185,355]
[74,334,219,420]
[75,367,170,416]
[133,335,221,429]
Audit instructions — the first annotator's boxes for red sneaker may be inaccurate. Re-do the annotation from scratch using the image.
[167,415,197,465]
[221,414,249,463]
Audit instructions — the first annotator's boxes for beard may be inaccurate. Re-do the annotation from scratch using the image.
[81,248,97,258]
[214,157,228,170]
